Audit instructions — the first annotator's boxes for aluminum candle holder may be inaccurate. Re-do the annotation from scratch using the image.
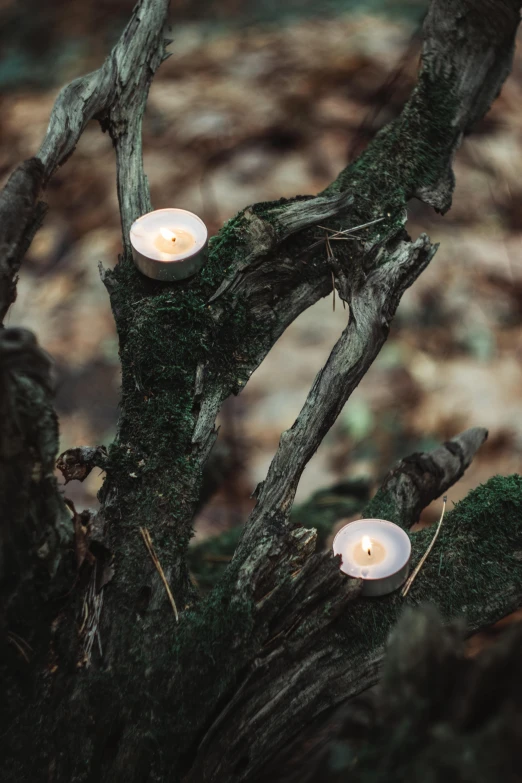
[333,518,411,597]
[129,208,208,282]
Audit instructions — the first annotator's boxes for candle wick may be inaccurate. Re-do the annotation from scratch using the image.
[367,548,371,556]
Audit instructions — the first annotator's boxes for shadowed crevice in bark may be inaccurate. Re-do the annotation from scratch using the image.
[265,605,522,783]
[0,328,72,707]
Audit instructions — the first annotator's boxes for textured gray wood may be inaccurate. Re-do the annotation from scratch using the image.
[0,0,169,322]
[364,426,490,529]
[0,160,46,321]
[186,432,514,783]
[236,235,436,558]
[274,606,522,783]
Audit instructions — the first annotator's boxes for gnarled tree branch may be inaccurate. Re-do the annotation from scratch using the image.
[365,426,489,528]
[0,0,170,322]
[185,432,515,783]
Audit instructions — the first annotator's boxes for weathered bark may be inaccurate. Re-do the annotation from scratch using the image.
[0,162,46,321]
[364,426,489,527]
[0,328,72,762]
[189,427,488,591]
[0,328,72,622]
[0,1,521,782]
[274,606,522,783]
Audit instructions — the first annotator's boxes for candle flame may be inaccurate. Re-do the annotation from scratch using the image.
[362,535,372,557]
[160,227,177,242]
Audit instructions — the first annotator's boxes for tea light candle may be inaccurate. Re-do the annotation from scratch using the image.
[333,519,411,597]
[129,208,208,281]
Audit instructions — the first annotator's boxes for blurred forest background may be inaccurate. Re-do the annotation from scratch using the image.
[2,0,522,640]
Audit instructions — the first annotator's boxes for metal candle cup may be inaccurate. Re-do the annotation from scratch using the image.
[333,519,411,597]
[129,208,208,281]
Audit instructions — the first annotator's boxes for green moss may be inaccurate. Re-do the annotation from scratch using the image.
[331,475,522,658]
[362,489,404,528]
[99,215,273,594]
[154,564,257,761]
[321,65,460,245]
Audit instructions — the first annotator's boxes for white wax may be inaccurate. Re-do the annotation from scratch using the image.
[333,519,411,581]
[129,208,207,262]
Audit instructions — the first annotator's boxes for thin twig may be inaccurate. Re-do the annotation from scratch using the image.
[7,632,31,663]
[317,217,385,235]
[8,629,33,653]
[81,562,104,667]
[79,599,89,635]
[326,233,336,312]
[325,236,333,260]
[324,231,348,312]
[304,216,386,255]
[96,626,103,658]
[140,527,179,621]
[317,226,359,240]
[402,496,447,598]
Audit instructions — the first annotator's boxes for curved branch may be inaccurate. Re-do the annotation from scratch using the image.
[236,234,436,560]
[0,0,170,322]
[0,160,47,322]
[364,426,489,529]
[209,0,520,306]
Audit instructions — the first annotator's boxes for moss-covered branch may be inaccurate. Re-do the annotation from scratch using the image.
[184,475,522,783]
[189,426,488,591]
[364,426,489,529]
